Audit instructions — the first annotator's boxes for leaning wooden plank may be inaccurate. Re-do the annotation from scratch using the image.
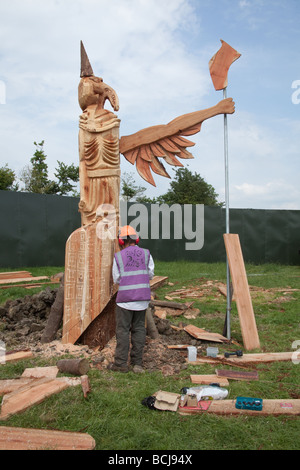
[216,369,259,381]
[2,350,33,364]
[190,374,229,386]
[223,234,260,350]
[178,399,300,417]
[0,378,69,421]
[184,324,229,343]
[189,351,294,366]
[0,426,96,450]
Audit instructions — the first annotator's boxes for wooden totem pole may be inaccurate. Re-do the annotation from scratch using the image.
[62,42,236,348]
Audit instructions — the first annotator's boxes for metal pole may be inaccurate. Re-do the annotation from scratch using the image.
[223,87,231,339]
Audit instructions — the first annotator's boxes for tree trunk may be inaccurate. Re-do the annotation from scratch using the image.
[41,274,64,343]
[146,307,159,339]
[56,358,89,376]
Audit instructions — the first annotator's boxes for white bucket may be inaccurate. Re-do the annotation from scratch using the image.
[187,346,197,362]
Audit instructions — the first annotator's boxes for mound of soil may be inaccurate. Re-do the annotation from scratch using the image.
[0,289,202,375]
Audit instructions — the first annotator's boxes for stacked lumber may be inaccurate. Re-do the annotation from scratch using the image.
[0,270,60,289]
[0,361,90,421]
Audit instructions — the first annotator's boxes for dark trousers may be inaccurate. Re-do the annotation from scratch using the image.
[114,305,146,367]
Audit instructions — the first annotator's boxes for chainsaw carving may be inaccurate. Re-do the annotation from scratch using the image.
[62,42,236,346]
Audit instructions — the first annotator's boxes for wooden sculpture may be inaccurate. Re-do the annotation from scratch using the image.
[62,42,236,347]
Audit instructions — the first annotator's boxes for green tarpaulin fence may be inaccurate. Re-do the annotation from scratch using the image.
[0,191,299,267]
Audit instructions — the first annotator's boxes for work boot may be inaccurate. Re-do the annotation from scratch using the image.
[107,363,129,373]
[132,365,145,374]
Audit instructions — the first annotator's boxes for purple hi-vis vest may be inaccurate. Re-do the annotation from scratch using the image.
[115,245,151,303]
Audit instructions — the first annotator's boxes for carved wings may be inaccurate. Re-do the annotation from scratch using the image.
[119,125,201,186]
[119,98,235,186]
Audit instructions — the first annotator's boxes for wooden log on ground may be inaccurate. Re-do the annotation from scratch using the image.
[146,307,159,339]
[150,300,188,310]
[41,274,64,343]
[57,358,89,376]
[0,426,96,450]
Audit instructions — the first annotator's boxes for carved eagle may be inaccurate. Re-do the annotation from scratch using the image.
[80,41,236,187]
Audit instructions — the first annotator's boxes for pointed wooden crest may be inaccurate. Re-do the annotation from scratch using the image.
[80,41,94,77]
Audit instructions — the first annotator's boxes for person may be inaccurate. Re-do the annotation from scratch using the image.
[108,225,155,373]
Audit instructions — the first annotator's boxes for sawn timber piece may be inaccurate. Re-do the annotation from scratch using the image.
[223,233,260,350]
[188,351,294,367]
[178,399,300,417]
[0,426,95,450]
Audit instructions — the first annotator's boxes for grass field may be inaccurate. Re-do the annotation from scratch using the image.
[0,262,299,451]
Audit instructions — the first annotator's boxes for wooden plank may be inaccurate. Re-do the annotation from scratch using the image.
[151,300,188,310]
[150,276,168,289]
[0,281,59,290]
[21,366,59,379]
[216,369,259,381]
[0,378,36,395]
[178,399,300,416]
[2,350,33,364]
[0,378,69,421]
[223,234,260,350]
[189,351,294,366]
[0,426,96,450]
[0,271,32,280]
[0,276,49,285]
[190,374,229,386]
[184,324,229,343]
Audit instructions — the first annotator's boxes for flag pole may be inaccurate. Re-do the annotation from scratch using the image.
[208,40,241,340]
[223,86,231,339]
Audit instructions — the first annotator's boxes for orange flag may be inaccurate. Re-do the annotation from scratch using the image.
[209,40,241,90]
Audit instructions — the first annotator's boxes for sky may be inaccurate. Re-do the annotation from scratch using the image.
[0,0,299,210]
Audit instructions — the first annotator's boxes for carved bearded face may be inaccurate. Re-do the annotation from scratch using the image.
[95,203,118,241]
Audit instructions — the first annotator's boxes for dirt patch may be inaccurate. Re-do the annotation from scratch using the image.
[0,289,202,375]
[1,279,296,375]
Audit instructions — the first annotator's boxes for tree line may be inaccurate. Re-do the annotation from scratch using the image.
[0,140,223,206]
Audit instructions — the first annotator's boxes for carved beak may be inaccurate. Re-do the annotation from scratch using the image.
[93,81,119,112]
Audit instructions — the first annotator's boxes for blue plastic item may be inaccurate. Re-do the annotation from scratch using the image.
[235,396,263,411]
